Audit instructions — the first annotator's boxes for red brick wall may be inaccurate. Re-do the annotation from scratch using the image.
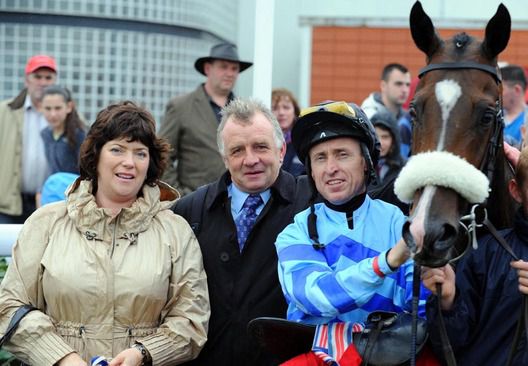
[310,26,528,106]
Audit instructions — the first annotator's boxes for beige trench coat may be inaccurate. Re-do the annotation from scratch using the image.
[0,179,209,365]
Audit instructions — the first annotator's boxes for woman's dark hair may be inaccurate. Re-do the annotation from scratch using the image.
[42,85,85,149]
[79,101,170,193]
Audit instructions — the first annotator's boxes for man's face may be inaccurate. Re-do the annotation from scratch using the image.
[310,137,367,205]
[204,59,240,94]
[375,126,393,158]
[221,112,286,193]
[381,69,411,108]
[25,68,57,103]
[502,81,521,112]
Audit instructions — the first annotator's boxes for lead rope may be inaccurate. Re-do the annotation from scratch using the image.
[410,263,421,366]
[434,284,457,366]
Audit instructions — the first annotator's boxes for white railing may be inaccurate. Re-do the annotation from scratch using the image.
[0,224,22,257]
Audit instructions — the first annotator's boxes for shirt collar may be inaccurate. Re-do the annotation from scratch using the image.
[24,95,34,111]
[228,183,270,214]
[202,84,235,107]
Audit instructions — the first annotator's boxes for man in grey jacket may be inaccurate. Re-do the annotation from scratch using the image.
[159,43,252,195]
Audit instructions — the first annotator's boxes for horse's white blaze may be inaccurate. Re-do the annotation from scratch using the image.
[409,185,436,253]
[435,80,462,150]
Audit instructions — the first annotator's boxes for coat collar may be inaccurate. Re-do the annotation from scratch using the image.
[66,179,179,242]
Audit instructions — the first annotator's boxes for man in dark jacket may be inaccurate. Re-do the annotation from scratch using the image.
[173,97,311,366]
[422,147,528,365]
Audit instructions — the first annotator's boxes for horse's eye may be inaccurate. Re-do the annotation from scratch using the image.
[481,108,495,126]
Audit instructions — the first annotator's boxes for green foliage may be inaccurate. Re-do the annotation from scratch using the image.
[0,258,21,365]
[0,257,8,282]
[0,350,22,365]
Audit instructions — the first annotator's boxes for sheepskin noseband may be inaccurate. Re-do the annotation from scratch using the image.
[394,151,490,204]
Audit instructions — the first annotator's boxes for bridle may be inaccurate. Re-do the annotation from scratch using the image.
[408,61,526,366]
[418,61,505,185]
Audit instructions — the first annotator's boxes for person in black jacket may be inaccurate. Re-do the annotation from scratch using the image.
[421,147,528,365]
[367,110,408,215]
[173,97,311,366]
[370,110,404,185]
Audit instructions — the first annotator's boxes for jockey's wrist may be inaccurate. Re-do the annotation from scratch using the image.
[386,239,410,270]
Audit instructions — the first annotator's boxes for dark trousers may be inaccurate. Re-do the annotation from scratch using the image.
[0,193,36,224]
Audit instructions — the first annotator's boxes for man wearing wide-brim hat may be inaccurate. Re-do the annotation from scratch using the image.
[159,42,253,195]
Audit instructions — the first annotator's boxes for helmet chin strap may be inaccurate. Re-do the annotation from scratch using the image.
[305,143,374,250]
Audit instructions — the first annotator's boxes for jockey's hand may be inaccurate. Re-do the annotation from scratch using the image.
[387,238,411,269]
[504,141,520,168]
[510,260,528,295]
[421,265,456,311]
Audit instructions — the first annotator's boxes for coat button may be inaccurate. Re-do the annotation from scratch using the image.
[220,252,230,262]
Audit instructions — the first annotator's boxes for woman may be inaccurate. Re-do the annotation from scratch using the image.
[40,85,86,175]
[271,88,305,176]
[0,101,209,365]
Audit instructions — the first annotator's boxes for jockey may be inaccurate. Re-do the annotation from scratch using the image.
[274,101,432,365]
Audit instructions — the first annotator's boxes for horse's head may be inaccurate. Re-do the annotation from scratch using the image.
[395,1,511,267]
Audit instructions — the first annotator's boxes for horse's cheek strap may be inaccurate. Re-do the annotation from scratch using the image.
[394,151,490,204]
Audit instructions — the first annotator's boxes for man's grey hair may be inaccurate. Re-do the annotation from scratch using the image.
[217,97,285,156]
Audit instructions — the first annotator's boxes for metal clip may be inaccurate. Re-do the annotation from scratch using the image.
[460,204,487,251]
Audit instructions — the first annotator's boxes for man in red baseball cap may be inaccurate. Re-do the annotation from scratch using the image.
[0,54,58,223]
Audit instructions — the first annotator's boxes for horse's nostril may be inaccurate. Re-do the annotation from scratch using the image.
[439,223,457,242]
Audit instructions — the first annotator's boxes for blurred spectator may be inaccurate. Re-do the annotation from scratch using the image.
[361,63,411,120]
[159,43,253,195]
[371,111,405,184]
[0,55,57,223]
[362,63,412,160]
[501,64,527,148]
[400,76,420,159]
[271,88,305,176]
[40,85,86,175]
[40,172,79,206]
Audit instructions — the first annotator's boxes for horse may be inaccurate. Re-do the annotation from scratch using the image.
[394,1,516,268]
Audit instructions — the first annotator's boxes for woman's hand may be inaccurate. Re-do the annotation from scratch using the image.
[511,260,528,295]
[108,348,143,366]
[56,352,87,366]
[421,265,456,311]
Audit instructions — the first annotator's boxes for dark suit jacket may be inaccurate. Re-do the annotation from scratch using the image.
[173,171,312,366]
[159,84,226,195]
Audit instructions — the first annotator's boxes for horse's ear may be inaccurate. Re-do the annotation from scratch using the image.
[409,1,441,57]
[482,3,511,59]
